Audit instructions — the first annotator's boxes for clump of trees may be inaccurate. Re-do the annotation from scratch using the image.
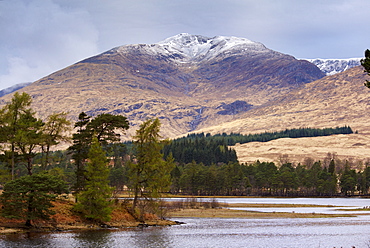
[0,92,72,226]
[0,92,71,177]
[1,172,68,226]
[67,112,129,200]
[0,92,175,225]
[163,134,238,165]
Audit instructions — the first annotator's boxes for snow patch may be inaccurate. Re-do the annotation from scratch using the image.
[114,33,268,63]
[306,58,361,75]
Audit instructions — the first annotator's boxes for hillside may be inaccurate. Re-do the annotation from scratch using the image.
[196,66,369,134]
[0,34,324,139]
[195,66,370,164]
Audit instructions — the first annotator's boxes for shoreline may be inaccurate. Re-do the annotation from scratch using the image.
[0,199,178,235]
[2,199,370,235]
[167,207,357,219]
[0,219,179,235]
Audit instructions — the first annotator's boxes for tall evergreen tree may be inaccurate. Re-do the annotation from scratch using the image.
[41,112,72,169]
[74,137,113,223]
[0,92,34,178]
[68,113,129,199]
[128,119,174,210]
[361,49,370,88]
[87,113,129,145]
[68,112,91,197]
[13,111,44,175]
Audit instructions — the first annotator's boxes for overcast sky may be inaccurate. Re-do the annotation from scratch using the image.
[1,0,369,90]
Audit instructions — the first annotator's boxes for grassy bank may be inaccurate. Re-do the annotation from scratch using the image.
[0,199,177,234]
[168,208,354,218]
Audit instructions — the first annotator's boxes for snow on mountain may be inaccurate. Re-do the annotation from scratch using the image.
[114,33,269,63]
[0,82,31,97]
[307,58,361,75]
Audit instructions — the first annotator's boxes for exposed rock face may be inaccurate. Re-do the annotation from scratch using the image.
[0,34,326,138]
[217,101,253,115]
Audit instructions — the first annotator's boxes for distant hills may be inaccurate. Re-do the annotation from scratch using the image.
[0,82,31,97]
[307,58,361,75]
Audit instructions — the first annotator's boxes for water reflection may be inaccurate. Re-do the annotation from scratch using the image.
[2,220,370,248]
[130,227,173,248]
[72,229,117,247]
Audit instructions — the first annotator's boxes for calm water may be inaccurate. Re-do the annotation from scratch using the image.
[2,198,370,248]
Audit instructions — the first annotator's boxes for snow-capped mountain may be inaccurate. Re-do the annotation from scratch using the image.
[2,33,325,137]
[112,33,273,63]
[307,58,361,75]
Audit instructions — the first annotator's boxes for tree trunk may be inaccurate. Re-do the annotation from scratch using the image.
[132,184,139,211]
[25,219,32,227]
[25,193,34,227]
[45,145,51,170]
[11,144,15,180]
[27,157,32,175]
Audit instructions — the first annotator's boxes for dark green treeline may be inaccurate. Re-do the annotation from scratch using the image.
[169,160,370,197]
[163,126,353,165]
[7,150,370,197]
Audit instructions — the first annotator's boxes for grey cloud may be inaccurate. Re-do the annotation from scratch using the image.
[0,0,99,89]
[0,0,369,90]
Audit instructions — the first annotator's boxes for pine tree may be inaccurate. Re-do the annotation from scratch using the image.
[41,112,72,169]
[68,112,129,200]
[68,112,91,197]
[0,92,35,178]
[361,49,370,88]
[74,137,113,223]
[128,119,175,210]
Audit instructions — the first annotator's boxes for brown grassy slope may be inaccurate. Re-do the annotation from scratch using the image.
[195,66,370,164]
[196,66,370,135]
[233,134,370,164]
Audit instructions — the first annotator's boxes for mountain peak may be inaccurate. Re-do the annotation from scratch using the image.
[156,33,266,62]
[112,33,267,63]
[158,33,258,48]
